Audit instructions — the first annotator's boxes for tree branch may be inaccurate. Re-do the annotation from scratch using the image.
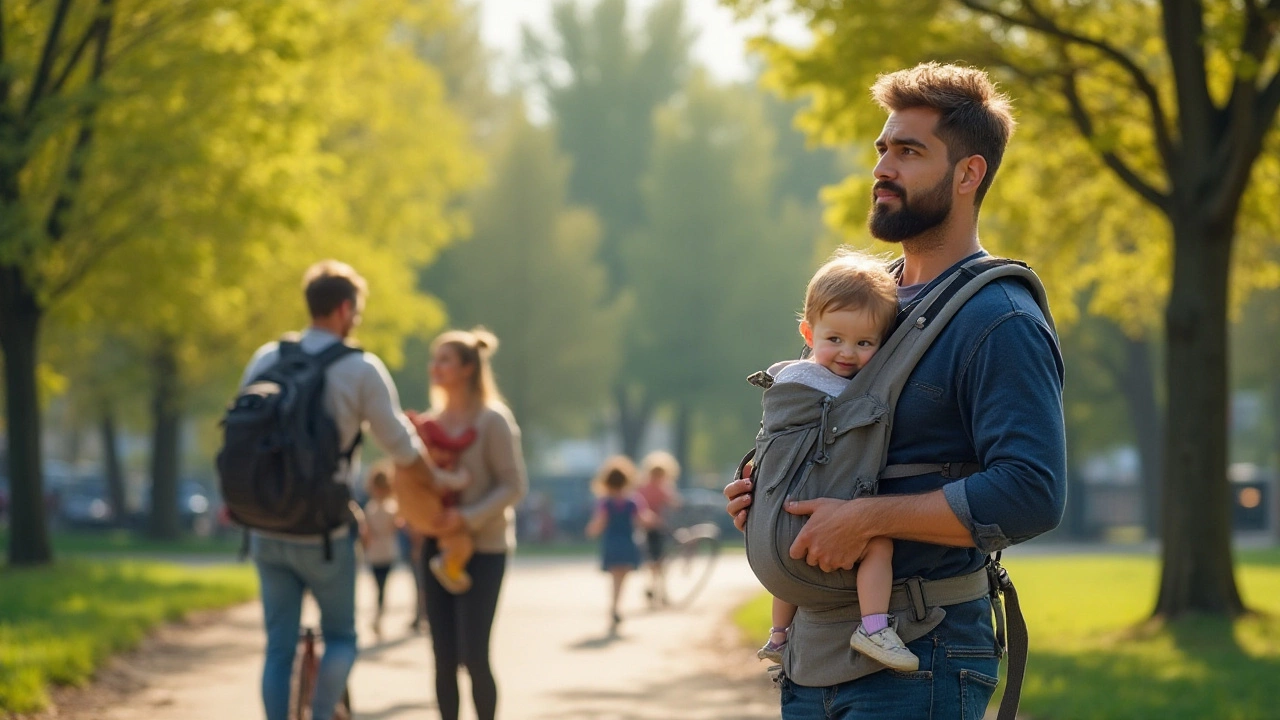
[45,0,112,244]
[106,0,203,65]
[49,16,103,96]
[1061,69,1170,212]
[1204,4,1280,221]
[1163,0,1215,164]
[24,0,76,117]
[1,0,10,105]
[957,0,1177,170]
[47,209,151,301]
[1261,71,1280,129]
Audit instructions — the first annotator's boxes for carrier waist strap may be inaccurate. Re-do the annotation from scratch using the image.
[879,462,981,480]
[803,566,990,622]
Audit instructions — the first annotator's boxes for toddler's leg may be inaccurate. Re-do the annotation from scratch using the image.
[857,536,895,622]
[771,597,797,638]
[444,533,474,576]
[430,532,475,594]
[757,596,797,662]
[850,537,918,671]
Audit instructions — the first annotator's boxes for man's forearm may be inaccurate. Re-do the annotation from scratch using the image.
[859,490,974,548]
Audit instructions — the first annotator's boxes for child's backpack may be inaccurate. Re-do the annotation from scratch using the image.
[741,255,1054,720]
[216,338,363,557]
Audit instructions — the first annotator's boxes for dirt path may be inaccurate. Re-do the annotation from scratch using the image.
[31,554,780,720]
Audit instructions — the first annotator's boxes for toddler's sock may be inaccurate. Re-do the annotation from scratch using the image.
[862,613,890,634]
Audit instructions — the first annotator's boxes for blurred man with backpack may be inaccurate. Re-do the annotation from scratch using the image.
[220,259,437,720]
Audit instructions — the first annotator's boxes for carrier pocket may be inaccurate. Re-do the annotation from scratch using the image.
[825,394,889,442]
[759,429,819,497]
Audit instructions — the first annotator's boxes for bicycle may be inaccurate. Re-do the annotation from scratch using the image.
[290,626,352,720]
[645,503,722,609]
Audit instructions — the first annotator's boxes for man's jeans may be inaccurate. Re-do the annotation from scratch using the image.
[780,598,1000,720]
[252,533,357,720]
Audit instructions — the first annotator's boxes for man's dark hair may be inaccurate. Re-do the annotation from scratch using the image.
[302,260,367,318]
[872,63,1016,206]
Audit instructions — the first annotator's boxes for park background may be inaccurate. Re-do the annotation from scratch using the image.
[3,0,1280,718]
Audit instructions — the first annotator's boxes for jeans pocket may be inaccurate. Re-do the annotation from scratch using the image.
[959,668,1000,720]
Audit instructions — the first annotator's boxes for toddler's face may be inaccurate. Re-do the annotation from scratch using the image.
[803,307,884,378]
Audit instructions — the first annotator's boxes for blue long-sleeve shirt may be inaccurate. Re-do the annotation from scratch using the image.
[885,252,1067,581]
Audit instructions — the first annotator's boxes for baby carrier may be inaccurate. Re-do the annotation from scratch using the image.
[741,255,1055,720]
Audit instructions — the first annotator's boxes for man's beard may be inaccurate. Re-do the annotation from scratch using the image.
[867,172,952,242]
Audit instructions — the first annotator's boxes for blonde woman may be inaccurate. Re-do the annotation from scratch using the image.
[399,327,527,720]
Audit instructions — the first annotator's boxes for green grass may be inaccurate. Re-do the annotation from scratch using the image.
[0,528,243,557]
[0,559,257,714]
[734,548,1280,720]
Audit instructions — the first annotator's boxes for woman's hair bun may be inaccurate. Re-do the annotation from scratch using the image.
[471,326,499,355]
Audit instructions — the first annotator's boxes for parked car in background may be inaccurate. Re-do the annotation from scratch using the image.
[132,478,215,533]
[57,476,115,528]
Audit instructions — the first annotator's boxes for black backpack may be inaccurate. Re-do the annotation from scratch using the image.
[216,338,363,556]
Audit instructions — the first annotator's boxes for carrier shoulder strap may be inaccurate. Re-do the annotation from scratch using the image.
[826,256,1054,475]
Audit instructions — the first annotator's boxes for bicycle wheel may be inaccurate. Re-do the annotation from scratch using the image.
[290,628,318,720]
[660,523,720,608]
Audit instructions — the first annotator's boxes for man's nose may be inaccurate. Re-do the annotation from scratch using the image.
[873,155,895,181]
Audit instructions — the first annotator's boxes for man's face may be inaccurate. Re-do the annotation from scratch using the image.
[868,107,956,242]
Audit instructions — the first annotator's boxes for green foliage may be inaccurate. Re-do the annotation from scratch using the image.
[428,115,626,436]
[40,0,483,454]
[734,548,1280,720]
[725,0,1280,327]
[0,559,256,713]
[628,73,826,467]
[525,0,695,288]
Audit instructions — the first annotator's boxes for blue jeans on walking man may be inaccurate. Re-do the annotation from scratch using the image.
[252,533,357,720]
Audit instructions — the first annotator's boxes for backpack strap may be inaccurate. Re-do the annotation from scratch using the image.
[988,552,1028,720]
[310,339,363,368]
[282,338,362,561]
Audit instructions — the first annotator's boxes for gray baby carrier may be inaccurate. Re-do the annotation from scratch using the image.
[741,256,1055,720]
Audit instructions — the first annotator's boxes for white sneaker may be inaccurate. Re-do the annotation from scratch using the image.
[850,622,919,672]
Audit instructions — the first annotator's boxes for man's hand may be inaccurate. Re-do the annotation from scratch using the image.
[723,461,753,532]
[786,498,871,572]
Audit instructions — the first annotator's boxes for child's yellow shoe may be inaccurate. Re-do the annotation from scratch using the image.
[429,555,472,594]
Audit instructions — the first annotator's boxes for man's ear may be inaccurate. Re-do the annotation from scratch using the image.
[955,154,988,197]
[799,320,814,348]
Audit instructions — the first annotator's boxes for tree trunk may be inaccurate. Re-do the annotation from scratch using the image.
[1117,334,1163,539]
[0,271,53,566]
[615,384,653,460]
[1154,215,1244,618]
[672,402,691,489]
[147,343,182,540]
[100,405,127,526]
[1271,380,1280,543]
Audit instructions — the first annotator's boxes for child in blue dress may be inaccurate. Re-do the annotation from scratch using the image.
[585,455,656,633]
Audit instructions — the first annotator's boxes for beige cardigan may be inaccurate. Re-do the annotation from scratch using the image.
[445,404,528,553]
